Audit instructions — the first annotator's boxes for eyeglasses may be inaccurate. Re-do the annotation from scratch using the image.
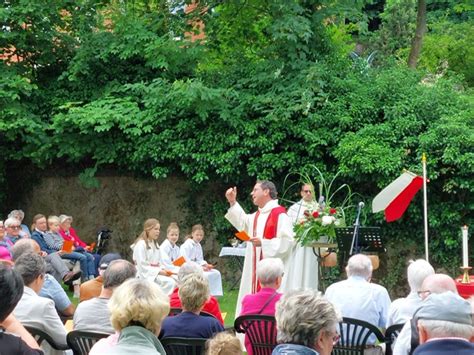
[332,333,341,345]
[8,226,21,230]
[417,290,431,298]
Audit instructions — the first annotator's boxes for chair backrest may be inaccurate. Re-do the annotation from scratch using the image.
[25,325,70,351]
[66,330,110,355]
[161,337,207,355]
[385,323,404,355]
[332,317,385,355]
[234,314,277,355]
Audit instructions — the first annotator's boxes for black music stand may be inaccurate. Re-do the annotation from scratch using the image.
[335,227,385,268]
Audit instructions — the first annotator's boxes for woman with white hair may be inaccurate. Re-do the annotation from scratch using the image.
[273,290,341,355]
[90,278,170,355]
[8,209,31,238]
[239,257,284,355]
[161,274,224,339]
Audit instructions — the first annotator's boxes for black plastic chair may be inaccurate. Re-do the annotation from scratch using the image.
[332,317,385,355]
[25,325,70,351]
[234,314,277,355]
[161,337,207,355]
[66,330,110,355]
[385,323,404,355]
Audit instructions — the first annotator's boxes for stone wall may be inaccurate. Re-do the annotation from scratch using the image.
[14,175,223,261]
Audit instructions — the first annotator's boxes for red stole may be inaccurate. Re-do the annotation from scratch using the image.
[251,205,287,293]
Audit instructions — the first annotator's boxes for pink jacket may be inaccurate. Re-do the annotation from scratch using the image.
[240,287,282,355]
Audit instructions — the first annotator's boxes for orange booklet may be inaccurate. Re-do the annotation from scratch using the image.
[172,256,186,267]
[164,269,175,276]
[61,240,74,253]
[235,230,251,241]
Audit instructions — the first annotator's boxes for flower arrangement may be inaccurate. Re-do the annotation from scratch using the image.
[282,166,356,246]
[293,203,345,245]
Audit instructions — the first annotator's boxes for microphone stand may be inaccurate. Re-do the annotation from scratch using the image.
[350,203,364,255]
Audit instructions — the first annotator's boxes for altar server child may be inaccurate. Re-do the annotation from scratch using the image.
[180,224,223,296]
[132,218,176,294]
[160,222,181,272]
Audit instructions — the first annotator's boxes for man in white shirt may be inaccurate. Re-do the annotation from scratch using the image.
[287,183,319,224]
[74,259,136,334]
[387,259,434,327]
[325,254,391,345]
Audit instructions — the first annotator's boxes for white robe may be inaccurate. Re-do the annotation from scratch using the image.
[180,238,223,296]
[287,199,319,291]
[225,199,297,317]
[132,239,176,295]
[159,239,181,272]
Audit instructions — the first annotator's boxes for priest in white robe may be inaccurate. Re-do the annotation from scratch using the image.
[225,180,296,317]
[287,183,319,291]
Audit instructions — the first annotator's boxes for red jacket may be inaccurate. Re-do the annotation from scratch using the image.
[169,287,224,325]
[59,227,87,248]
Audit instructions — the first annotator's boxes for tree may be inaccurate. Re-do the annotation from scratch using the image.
[407,0,426,68]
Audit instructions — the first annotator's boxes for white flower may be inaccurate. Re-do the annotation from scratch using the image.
[321,215,335,226]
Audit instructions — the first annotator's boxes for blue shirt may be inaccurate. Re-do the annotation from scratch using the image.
[160,311,224,339]
[324,276,391,344]
[39,274,72,312]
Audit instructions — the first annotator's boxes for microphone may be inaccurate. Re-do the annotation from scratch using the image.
[358,201,365,209]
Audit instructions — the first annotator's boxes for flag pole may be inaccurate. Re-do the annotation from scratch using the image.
[422,153,429,261]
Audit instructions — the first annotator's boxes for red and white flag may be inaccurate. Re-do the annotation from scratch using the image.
[372,171,424,222]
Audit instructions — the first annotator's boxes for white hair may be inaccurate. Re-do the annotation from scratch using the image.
[418,319,473,340]
[257,258,284,285]
[8,210,24,220]
[346,254,372,279]
[177,261,204,285]
[407,259,435,292]
[4,217,20,228]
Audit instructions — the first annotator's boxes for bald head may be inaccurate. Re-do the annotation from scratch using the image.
[11,239,41,261]
[421,274,457,296]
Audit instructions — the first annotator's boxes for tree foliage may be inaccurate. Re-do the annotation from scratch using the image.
[1,0,472,292]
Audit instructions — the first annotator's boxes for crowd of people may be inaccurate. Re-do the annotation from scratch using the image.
[0,178,473,355]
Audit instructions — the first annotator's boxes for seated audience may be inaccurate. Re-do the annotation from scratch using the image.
[30,214,82,284]
[240,257,284,355]
[74,259,136,334]
[0,220,14,262]
[393,273,460,355]
[0,263,42,354]
[132,218,175,295]
[90,278,169,355]
[413,291,473,355]
[387,259,434,327]
[207,331,242,355]
[8,210,31,238]
[58,214,98,276]
[80,253,122,302]
[273,289,341,355]
[5,217,27,245]
[12,239,76,317]
[44,215,95,281]
[13,253,68,354]
[161,274,225,339]
[180,224,223,296]
[170,262,224,324]
[325,254,391,344]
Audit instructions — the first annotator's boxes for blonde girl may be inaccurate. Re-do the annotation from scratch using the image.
[132,218,175,295]
[160,222,181,271]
